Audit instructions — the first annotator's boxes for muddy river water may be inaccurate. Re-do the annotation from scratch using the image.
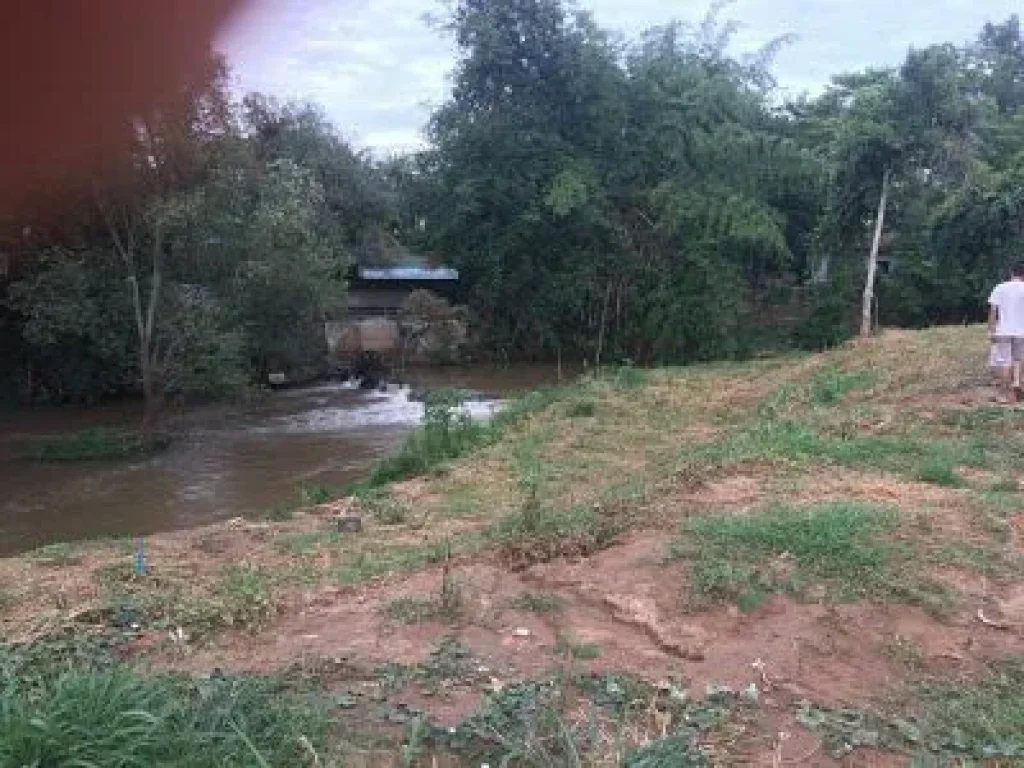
[0,366,565,556]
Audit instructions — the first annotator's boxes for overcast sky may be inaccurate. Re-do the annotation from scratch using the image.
[219,0,1020,154]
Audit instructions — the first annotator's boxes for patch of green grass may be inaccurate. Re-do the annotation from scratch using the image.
[27,542,84,567]
[939,407,1024,431]
[274,530,345,556]
[489,499,626,555]
[555,632,601,661]
[250,502,298,522]
[382,596,442,624]
[990,477,1020,493]
[21,427,169,462]
[490,386,567,430]
[92,559,138,588]
[675,503,915,608]
[298,484,334,506]
[909,659,1024,759]
[511,591,567,614]
[0,665,332,767]
[217,564,276,625]
[978,490,1024,517]
[613,364,648,391]
[381,561,464,625]
[332,540,463,585]
[184,564,277,635]
[375,636,484,698]
[420,672,726,766]
[879,633,925,671]
[697,415,987,482]
[624,734,707,767]
[370,389,493,486]
[251,483,340,522]
[916,458,967,488]
[354,489,411,525]
[565,397,597,418]
[808,367,876,405]
[800,659,1024,761]
[0,630,124,690]
[929,542,1018,578]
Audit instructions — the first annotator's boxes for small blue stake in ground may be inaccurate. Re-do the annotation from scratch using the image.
[135,536,146,576]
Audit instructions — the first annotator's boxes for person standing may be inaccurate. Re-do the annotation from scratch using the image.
[988,262,1024,404]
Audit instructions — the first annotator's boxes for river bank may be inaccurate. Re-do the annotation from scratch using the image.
[0,365,567,556]
[4,327,1024,764]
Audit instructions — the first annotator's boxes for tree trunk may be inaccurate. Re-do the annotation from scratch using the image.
[595,281,612,369]
[812,253,830,284]
[99,198,165,444]
[860,167,891,338]
[135,223,164,445]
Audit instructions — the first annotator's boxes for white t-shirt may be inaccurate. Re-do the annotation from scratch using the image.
[989,280,1024,337]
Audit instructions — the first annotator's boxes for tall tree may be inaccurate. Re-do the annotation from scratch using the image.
[91,55,237,438]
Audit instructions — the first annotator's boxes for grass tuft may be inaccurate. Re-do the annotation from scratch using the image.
[916,459,967,488]
[808,368,875,406]
[555,632,601,661]
[28,542,84,567]
[675,503,911,607]
[511,591,567,613]
[354,489,411,525]
[614,365,648,391]
[565,397,597,418]
[369,389,492,486]
[182,564,278,636]
[0,665,330,767]
[273,530,344,556]
[298,484,334,506]
[910,659,1024,758]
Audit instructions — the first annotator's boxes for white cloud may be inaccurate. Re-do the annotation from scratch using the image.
[218,0,1021,153]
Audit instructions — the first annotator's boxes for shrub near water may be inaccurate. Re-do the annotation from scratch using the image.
[370,389,491,486]
[367,382,583,488]
[22,427,169,462]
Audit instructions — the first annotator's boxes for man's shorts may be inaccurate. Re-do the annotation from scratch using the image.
[990,337,1024,369]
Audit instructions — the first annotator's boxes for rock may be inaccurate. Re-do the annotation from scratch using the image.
[335,515,363,533]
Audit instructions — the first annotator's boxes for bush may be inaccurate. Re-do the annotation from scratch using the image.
[22,427,169,462]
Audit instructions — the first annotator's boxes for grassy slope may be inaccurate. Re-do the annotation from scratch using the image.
[3,326,1024,764]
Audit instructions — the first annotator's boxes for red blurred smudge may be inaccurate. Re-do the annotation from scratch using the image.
[0,0,245,205]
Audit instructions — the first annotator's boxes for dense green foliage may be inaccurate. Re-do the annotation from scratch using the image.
[0,58,391,415]
[0,635,331,767]
[1,6,1022,406]
[397,4,1024,361]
